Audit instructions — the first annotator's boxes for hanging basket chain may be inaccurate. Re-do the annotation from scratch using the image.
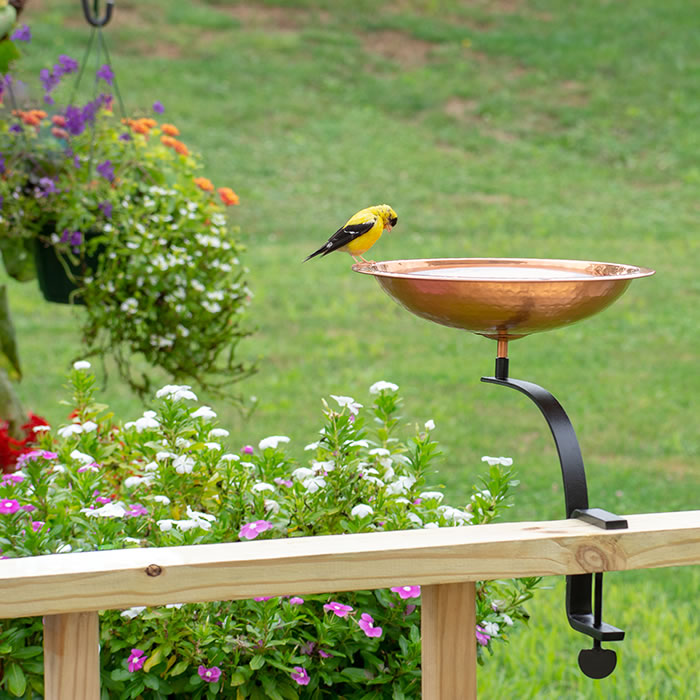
[81,0,114,28]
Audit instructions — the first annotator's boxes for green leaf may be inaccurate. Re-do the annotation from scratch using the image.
[249,654,265,670]
[110,668,132,682]
[0,285,21,380]
[229,670,246,687]
[0,35,20,74]
[168,659,190,677]
[4,662,27,697]
[341,667,371,683]
[0,238,36,283]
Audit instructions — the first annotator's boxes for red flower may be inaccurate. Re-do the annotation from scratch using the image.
[0,413,50,474]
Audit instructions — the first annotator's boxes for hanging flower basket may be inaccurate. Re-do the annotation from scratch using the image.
[33,232,101,305]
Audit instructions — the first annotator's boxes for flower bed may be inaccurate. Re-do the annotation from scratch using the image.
[0,364,539,698]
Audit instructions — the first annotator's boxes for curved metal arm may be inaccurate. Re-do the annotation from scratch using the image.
[81,0,114,27]
[482,361,626,678]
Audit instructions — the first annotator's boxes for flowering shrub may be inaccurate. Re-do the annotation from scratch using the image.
[0,26,252,398]
[0,364,540,698]
[0,411,46,473]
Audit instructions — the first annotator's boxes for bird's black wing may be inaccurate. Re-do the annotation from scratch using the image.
[304,220,375,261]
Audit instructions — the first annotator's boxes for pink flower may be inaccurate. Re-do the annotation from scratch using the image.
[96,496,112,505]
[198,665,221,683]
[21,504,36,512]
[391,585,421,599]
[358,613,383,638]
[239,520,272,540]
[291,666,310,686]
[476,625,490,646]
[125,503,148,518]
[323,601,353,618]
[0,499,20,515]
[127,648,147,672]
[288,596,304,605]
[274,477,293,487]
[318,649,332,658]
[241,445,254,455]
[30,521,45,532]
[254,596,273,602]
[1,473,24,486]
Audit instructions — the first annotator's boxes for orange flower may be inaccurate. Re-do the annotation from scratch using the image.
[141,118,157,128]
[126,118,150,135]
[52,115,67,127]
[51,127,69,140]
[172,140,189,156]
[193,177,214,192]
[161,123,180,136]
[31,109,47,120]
[218,187,240,206]
[160,135,177,148]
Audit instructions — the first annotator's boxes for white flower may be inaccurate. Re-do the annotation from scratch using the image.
[369,380,399,394]
[165,603,184,609]
[120,298,139,314]
[175,437,192,449]
[124,476,145,489]
[185,506,216,523]
[33,425,51,433]
[472,489,492,501]
[419,491,444,503]
[348,439,369,448]
[151,495,171,505]
[155,451,177,462]
[251,482,275,493]
[423,522,440,529]
[482,621,500,637]
[133,411,159,432]
[292,467,314,481]
[219,453,239,462]
[385,475,416,496]
[70,449,95,465]
[58,423,83,438]
[123,537,141,545]
[258,435,290,451]
[80,420,98,433]
[330,395,363,415]
[264,498,280,514]
[407,512,423,526]
[156,384,198,401]
[424,419,436,431]
[303,475,326,493]
[191,405,217,419]
[81,502,127,519]
[304,441,321,451]
[311,460,334,474]
[157,519,176,532]
[204,442,222,451]
[56,543,72,553]
[72,360,91,370]
[208,428,229,438]
[120,606,146,619]
[202,301,222,313]
[481,456,513,467]
[173,455,195,474]
[437,505,473,523]
[175,518,209,532]
[369,448,390,457]
[350,504,374,518]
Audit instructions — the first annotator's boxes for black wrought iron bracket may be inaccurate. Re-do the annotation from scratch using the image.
[482,356,627,679]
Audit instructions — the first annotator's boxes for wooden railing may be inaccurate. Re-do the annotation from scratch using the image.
[1,510,699,699]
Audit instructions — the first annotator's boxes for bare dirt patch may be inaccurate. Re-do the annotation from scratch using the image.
[222,2,327,32]
[362,29,436,69]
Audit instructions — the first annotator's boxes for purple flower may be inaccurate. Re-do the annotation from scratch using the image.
[152,101,164,114]
[475,625,490,646]
[65,105,86,136]
[125,503,148,518]
[39,67,60,94]
[96,159,114,182]
[36,177,58,197]
[318,649,332,658]
[44,94,55,106]
[70,231,83,248]
[291,666,310,686]
[11,24,31,42]
[238,519,272,540]
[58,55,79,74]
[99,201,113,218]
[288,596,304,605]
[127,649,147,672]
[0,499,20,515]
[358,612,383,638]
[323,601,353,618]
[119,132,132,142]
[273,477,293,488]
[96,64,114,85]
[198,665,221,683]
[9,124,22,133]
[391,585,421,600]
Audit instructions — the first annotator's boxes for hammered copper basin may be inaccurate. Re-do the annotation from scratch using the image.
[352,258,655,341]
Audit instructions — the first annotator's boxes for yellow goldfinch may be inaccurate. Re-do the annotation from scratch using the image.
[304,204,398,263]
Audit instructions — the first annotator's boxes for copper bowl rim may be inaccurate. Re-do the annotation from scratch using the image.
[352,257,656,282]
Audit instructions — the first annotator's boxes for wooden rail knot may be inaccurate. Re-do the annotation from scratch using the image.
[145,564,163,577]
[576,545,610,571]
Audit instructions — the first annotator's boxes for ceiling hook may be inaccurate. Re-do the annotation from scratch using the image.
[81,0,114,27]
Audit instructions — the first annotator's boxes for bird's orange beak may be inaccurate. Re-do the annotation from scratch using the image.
[385,223,393,232]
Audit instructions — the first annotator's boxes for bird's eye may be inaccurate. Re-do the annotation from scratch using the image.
[390,216,398,226]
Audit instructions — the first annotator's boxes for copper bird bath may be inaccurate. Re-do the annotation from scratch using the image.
[353,257,655,680]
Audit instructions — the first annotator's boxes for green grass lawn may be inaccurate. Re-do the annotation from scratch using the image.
[5,0,700,696]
